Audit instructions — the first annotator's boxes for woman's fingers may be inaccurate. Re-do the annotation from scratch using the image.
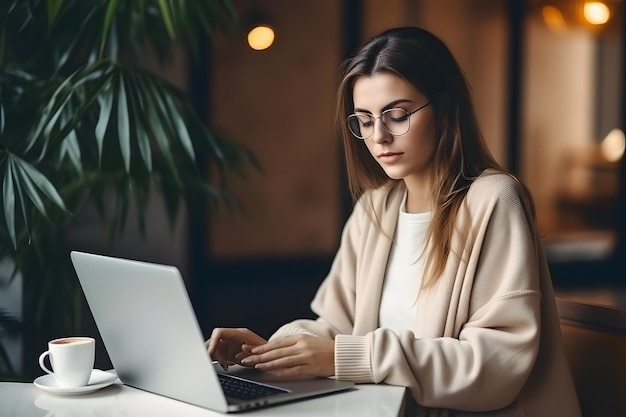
[206,328,230,369]
[252,353,301,370]
[207,331,334,377]
[213,328,267,346]
[241,335,335,377]
[206,328,267,370]
[213,339,234,370]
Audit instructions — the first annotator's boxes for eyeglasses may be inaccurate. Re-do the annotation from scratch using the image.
[346,102,431,140]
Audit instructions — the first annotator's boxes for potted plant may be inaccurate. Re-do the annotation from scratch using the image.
[0,0,256,379]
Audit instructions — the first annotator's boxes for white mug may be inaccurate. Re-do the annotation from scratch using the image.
[38,337,95,388]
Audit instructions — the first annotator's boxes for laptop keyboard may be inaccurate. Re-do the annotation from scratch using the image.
[218,373,289,400]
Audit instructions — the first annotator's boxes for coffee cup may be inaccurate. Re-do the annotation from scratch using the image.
[38,337,95,388]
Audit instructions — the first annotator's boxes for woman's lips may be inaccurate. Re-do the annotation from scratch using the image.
[378,152,403,163]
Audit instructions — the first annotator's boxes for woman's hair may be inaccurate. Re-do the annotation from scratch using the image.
[336,26,519,285]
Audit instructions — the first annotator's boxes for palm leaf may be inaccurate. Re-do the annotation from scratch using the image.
[156,0,175,40]
[14,156,67,213]
[163,93,196,163]
[2,158,16,247]
[115,73,131,173]
[58,111,82,173]
[0,152,69,248]
[95,82,113,165]
[101,0,121,51]
[46,0,64,31]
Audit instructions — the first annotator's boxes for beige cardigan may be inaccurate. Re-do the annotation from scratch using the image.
[271,171,581,416]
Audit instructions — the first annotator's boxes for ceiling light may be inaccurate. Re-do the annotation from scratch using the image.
[542,5,568,32]
[600,128,625,162]
[583,1,611,25]
[247,25,275,51]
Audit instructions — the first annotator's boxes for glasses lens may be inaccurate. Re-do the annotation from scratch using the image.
[381,108,410,136]
[347,114,372,139]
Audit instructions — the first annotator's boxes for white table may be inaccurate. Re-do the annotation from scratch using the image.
[1,380,407,417]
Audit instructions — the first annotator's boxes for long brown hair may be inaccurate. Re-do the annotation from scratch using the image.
[336,27,518,285]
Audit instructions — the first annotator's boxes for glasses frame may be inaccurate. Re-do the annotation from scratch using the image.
[346,102,431,140]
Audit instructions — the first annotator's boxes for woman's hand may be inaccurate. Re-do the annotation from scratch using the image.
[240,334,335,378]
[206,328,267,370]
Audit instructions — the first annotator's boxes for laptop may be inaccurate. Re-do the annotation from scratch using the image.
[70,251,354,412]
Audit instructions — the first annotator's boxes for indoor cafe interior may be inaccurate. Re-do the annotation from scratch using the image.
[1,0,625,416]
[184,1,626,415]
[203,2,626,413]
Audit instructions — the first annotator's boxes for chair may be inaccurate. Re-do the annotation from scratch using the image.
[557,297,626,416]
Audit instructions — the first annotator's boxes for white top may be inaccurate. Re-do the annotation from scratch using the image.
[379,193,432,334]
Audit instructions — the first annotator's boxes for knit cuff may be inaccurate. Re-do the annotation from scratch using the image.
[334,334,373,383]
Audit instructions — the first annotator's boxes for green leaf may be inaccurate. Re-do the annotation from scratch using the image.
[43,81,76,138]
[2,158,16,248]
[54,6,103,72]
[0,101,5,137]
[183,100,226,167]
[31,64,112,163]
[11,162,31,246]
[157,0,176,40]
[136,123,152,172]
[15,163,48,217]
[56,104,82,172]
[123,72,152,172]
[95,82,113,165]
[100,0,121,56]
[27,85,69,153]
[163,93,195,163]
[59,127,82,173]
[46,0,64,30]
[141,78,181,185]
[15,158,67,212]
[116,74,130,173]
[27,66,85,154]
[219,0,240,21]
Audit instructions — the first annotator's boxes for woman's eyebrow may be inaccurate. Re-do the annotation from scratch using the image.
[353,99,414,114]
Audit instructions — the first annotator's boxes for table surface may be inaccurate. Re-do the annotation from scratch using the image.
[1,379,407,417]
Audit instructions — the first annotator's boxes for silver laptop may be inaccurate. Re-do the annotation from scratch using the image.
[70,251,354,412]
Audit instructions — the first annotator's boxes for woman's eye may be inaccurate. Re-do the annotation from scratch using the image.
[355,115,373,128]
[386,109,409,122]
[385,116,408,125]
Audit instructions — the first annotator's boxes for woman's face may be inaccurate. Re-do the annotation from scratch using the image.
[351,72,437,184]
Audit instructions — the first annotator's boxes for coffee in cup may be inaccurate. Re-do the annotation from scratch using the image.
[38,337,95,387]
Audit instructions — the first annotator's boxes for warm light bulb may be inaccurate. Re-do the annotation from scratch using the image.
[542,6,567,32]
[600,128,625,162]
[247,25,275,51]
[583,2,610,25]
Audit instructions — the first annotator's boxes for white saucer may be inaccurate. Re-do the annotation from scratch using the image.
[34,369,118,395]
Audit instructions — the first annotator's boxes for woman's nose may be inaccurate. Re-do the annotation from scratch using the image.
[371,118,392,143]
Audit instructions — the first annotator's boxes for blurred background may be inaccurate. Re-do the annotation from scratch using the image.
[1,0,624,413]
[197,0,626,336]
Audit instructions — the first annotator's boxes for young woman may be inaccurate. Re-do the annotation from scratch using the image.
[207,27,581,416]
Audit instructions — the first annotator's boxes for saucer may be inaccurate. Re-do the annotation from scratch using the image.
[34,369,118,395]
